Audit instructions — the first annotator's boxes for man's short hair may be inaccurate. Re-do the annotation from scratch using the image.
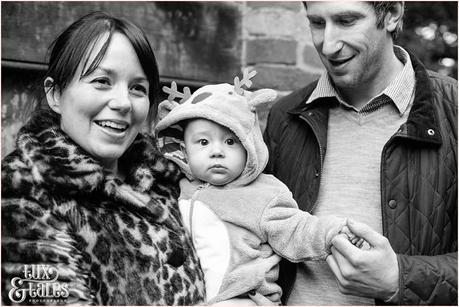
[302,2,405,40]
[372,2,405,39]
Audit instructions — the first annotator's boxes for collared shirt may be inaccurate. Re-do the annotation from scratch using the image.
[305,45,415,116]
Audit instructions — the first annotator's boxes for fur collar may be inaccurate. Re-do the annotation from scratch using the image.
[3,109,182,200]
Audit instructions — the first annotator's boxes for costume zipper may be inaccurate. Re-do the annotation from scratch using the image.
[188,183,210,244]
[299,115,324,214]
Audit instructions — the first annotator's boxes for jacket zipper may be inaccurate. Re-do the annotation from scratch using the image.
[380,127,405,237]
[282,114,325,304]
[299,115,324,214]
[188,183,210,243]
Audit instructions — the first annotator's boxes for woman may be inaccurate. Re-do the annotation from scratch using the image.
[2,11,205,305]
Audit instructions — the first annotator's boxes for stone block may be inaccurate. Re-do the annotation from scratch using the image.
[246,39,297,65]
[245,8,302,37]
[247,1,302,11]
[253,64,320,92]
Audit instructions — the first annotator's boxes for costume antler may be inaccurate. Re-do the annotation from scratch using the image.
[162,81,192,103]
[234,68,257,95]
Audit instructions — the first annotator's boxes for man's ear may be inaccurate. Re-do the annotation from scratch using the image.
[44,77,62,114]
[385,3,403,34]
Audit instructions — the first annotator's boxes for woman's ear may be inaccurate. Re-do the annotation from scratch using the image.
[44,77,61,114]
[385,3,404,34]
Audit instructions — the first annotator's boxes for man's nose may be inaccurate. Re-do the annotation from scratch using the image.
[321,25,343,57]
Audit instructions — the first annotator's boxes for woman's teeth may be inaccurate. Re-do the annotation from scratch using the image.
[96,120,128,131]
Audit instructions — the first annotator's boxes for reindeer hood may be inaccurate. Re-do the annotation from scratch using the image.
[155,71,277,187]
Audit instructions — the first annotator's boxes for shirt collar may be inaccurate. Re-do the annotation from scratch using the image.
[306,46,415,116]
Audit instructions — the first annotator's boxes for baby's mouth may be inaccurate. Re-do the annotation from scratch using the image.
[210,164,227,170]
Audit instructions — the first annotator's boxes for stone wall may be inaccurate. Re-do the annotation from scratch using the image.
[244,1,323,91]
[1,1,321,157]
[241,1,323,132]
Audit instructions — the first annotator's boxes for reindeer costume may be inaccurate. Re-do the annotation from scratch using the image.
[155,70,347,304]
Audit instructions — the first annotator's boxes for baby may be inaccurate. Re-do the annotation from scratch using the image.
[155,71,360,305]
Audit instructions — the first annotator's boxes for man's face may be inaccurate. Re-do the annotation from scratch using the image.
[306,2,392,90]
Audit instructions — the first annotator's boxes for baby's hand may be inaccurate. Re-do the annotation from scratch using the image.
[339,225,365,248]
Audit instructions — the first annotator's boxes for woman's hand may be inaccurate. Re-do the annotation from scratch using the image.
[326,220,399,301]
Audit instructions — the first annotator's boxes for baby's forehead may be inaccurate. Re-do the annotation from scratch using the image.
[184,118,237,136]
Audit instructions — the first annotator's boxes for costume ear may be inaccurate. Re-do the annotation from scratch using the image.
[157,99,180,121]
[44,77,61,114]
[247,89,277,111]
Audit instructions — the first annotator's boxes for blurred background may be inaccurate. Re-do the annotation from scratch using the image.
[2,1,457,157]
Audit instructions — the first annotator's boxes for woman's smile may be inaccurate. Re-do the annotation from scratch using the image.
[94,119,130,136]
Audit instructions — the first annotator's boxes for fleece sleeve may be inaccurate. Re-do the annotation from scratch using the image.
[2,197,95,305]
[259,190,346,262]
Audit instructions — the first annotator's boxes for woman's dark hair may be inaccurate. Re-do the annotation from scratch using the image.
[45,11,160,108]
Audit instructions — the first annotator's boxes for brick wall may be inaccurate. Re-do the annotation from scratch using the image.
[240,1,324,132]
[1,2,323,156]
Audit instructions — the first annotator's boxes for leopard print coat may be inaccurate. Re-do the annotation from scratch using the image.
[1,109,205,305]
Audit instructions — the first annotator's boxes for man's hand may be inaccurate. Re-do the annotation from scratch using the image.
[339,224,365,248]
[248,290,279,306]
[326,219,399,301]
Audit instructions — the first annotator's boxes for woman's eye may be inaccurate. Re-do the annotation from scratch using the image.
[226,138,235,145]
[92,78,110,86]
[131,84,148,96]
[199,139,208,146]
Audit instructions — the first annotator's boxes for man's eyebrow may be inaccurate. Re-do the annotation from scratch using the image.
[306,13,320,19]
[307,11,367,19]
[333,11,366,19]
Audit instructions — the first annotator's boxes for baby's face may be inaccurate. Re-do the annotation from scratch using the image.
[183,118,247,186]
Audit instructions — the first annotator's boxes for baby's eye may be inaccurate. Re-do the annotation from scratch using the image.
[199,139,208,146]
[226,138,235,145]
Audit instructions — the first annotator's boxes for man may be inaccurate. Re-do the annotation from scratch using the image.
[264,2,457,305]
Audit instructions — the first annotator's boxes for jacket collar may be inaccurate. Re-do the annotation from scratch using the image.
[287,51,442,147]
[403,51,442,146]
[5,109,182,196]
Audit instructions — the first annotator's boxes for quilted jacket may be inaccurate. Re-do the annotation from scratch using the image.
[264,52,457,305]
[1,109,206,305]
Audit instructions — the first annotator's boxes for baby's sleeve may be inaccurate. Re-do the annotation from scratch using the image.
[259,190,346,262]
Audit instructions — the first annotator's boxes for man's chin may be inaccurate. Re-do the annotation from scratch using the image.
[329,73,360,90]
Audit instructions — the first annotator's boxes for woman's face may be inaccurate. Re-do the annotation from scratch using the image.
[46,32,150,173]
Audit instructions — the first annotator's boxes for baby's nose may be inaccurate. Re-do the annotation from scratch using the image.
[210,143,224,157]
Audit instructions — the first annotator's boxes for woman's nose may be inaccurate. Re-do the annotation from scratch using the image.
[108,86,132,113]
